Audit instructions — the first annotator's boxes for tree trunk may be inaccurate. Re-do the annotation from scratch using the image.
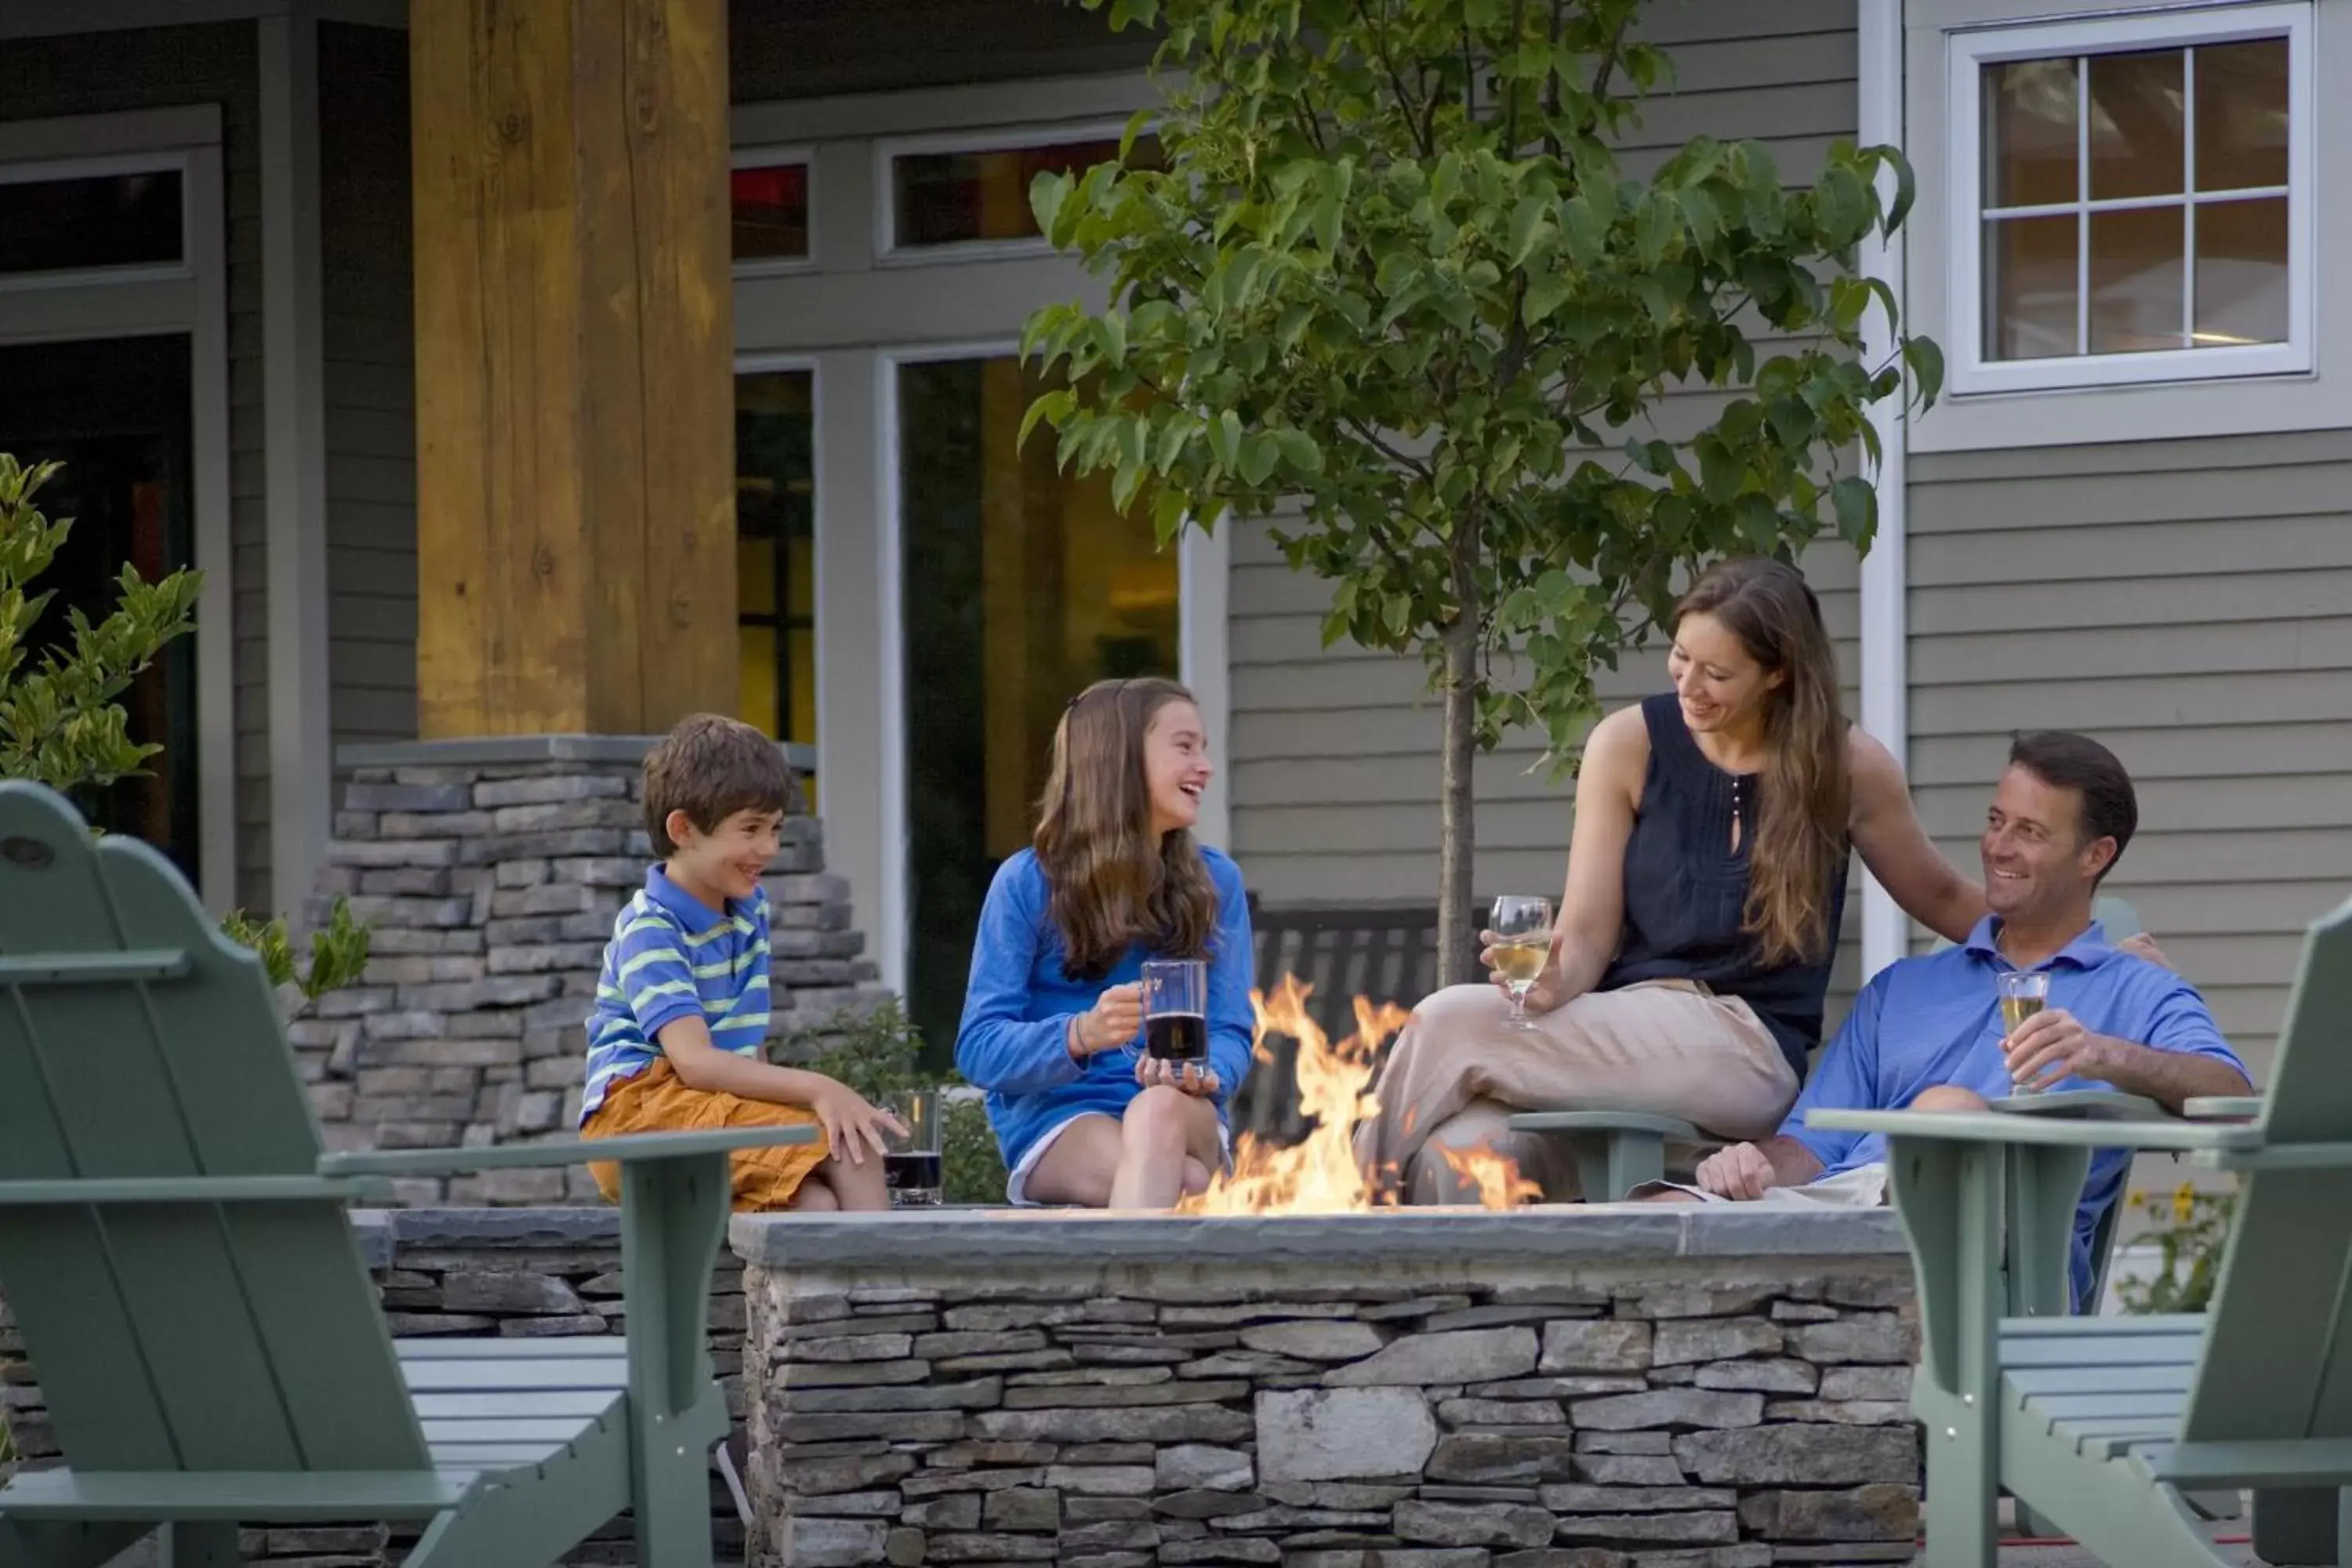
[1436,521,1482,989]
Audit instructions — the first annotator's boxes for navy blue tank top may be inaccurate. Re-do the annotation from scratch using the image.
[1597,692,1848,1080]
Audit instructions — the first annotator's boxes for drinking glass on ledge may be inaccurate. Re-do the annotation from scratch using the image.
[886,1087,944,1207]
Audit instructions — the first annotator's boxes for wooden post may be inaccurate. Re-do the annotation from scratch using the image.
[410,0,735,737]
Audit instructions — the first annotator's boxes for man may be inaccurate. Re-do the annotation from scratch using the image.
[1646,731,2251,1310]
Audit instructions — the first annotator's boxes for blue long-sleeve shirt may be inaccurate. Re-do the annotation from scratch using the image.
[955,847,1255,1178]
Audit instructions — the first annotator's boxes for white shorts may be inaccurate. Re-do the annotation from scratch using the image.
[1630,1162,1890,1208]
[1004,1109,1236,1206]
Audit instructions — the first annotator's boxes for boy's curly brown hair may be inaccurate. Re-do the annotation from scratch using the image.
[643,713,793,857]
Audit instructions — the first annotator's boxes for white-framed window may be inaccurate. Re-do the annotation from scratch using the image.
[873,119,1156,265]
[1947,2,2312,397]
[731,146,815,275]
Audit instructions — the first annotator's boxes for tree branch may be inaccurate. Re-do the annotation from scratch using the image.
[1341,415,1435,481]
[1356,0,1435,160]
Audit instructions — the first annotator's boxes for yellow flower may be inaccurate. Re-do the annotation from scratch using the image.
[2127,1188,2147,1207]
[2172,1181,2196,1224]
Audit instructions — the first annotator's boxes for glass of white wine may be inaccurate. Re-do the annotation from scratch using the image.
[1998,969,2052,1093]
[1490,895,1555,1032]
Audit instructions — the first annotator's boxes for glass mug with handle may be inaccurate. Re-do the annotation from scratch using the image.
[1489,895,1556,1031]
[884,1086,945,1207]
[1142,959,1209,1065]
[1998,969,2053,1094]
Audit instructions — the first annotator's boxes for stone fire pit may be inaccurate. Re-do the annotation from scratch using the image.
[731,1206,1923,1568]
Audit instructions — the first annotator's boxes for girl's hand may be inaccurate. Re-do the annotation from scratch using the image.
[1135,1054,1221,1098]
[808,1079,906,1166]
[1074,983,1145,1054]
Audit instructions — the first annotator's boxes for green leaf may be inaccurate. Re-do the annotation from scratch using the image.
[1831,474,1875,547]
[1272,427,1323,474]
[1209,408,1244,470]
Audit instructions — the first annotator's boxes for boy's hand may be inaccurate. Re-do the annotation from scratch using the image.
[1075,983,1145,1054]
[809,1080,906,1166]
[1135,1054,1221,1098]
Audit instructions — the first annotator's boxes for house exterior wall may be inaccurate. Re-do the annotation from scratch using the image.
[319,20,418,754]
[0,23,270,913]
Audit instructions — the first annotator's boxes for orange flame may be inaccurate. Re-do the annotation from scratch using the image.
[1437,1141,1544,1210]
[1176,975,1541,1214]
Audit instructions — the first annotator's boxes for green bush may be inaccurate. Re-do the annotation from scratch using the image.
[224,895,374,1004]
[2116,1181,2234,1313]
[785,996,1010,1205]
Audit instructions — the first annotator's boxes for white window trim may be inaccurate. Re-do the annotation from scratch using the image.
[1946,2,2313,397]
[0,107,234,913]
[731,144,818,278]
[0,149,194,295]
[873,118,1145,267]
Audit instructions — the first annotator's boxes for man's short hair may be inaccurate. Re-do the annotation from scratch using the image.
[2007,730,2138,882]
[643,713,791,858]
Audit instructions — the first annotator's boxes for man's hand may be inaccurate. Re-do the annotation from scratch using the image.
[1481,927,1566,1014]
[2003,1007,2125,1093]
[808,1079,906,1166]
[1694,1142,1781,1200]
[1135,1054,1221,1098]
[1075,984,1144,1054]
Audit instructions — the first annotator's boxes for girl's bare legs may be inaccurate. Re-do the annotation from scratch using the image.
[1025,1091,1224,1209]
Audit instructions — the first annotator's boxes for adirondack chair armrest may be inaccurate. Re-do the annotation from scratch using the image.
[1803,1106,2259,1155]
[318,1125,819,1178]
[2183,1094,2265,1120]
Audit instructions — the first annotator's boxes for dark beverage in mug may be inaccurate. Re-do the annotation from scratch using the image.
[1146,1011,1207,1062]
[886,1151,943,1203]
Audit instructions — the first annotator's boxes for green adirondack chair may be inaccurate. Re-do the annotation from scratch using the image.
[0,781,815,1567]
[1806,891,2352,1568]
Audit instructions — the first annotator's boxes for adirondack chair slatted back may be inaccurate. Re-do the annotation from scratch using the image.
[0,782,430,1473]
[2179,895,2352,1445]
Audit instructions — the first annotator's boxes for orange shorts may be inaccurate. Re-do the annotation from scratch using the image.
[582,1058,829,1210]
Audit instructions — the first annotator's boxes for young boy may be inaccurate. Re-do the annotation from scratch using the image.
[581,713,899,1210]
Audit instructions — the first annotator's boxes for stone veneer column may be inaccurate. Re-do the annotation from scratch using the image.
[296,736,887,1205]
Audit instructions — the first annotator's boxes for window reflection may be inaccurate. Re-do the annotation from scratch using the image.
[735,370,817,800]
[898,355,1181,1051]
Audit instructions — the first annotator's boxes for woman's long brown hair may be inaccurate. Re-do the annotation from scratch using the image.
[1675,557,1849,967]
[1033,677,1221,980]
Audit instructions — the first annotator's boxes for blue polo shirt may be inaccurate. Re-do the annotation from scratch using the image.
[1786,916,2245,1308]
[579,867,773,1123]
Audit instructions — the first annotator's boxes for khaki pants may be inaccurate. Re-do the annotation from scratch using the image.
[1352,978,1799,1204]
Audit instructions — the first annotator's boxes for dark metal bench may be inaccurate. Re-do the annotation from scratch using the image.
[1234,900,1457,1142]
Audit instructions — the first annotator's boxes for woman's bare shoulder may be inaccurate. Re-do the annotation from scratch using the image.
[1580,703,1652,791]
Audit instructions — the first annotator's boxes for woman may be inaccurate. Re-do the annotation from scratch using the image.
[956,677,1255,1208]
[1356,556,1985,1203]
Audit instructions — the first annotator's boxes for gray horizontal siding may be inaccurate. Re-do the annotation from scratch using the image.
[0,23,270,914]
[730,0,1154,100]
[1227,0,1868,1027]
[320,21,419,753]
[1905,426,2352,1087]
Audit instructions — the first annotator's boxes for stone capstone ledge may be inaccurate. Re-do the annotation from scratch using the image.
[732,1207,1922,1568]
[729,1206,1906,1271]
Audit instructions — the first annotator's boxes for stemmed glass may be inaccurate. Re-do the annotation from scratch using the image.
[1490,895,1555,1031]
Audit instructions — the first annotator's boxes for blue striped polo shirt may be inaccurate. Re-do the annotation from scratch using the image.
[579,866,773,1123]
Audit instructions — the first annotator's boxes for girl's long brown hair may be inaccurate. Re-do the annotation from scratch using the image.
[1034,677,1221,980]
[1675,557,1849,967]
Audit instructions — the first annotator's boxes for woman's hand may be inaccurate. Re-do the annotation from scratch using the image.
[1073,983,1144,1055]
[1482,927,1567,1014]
[1135,1054,1221,1098]
[808,1079,906,1166]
